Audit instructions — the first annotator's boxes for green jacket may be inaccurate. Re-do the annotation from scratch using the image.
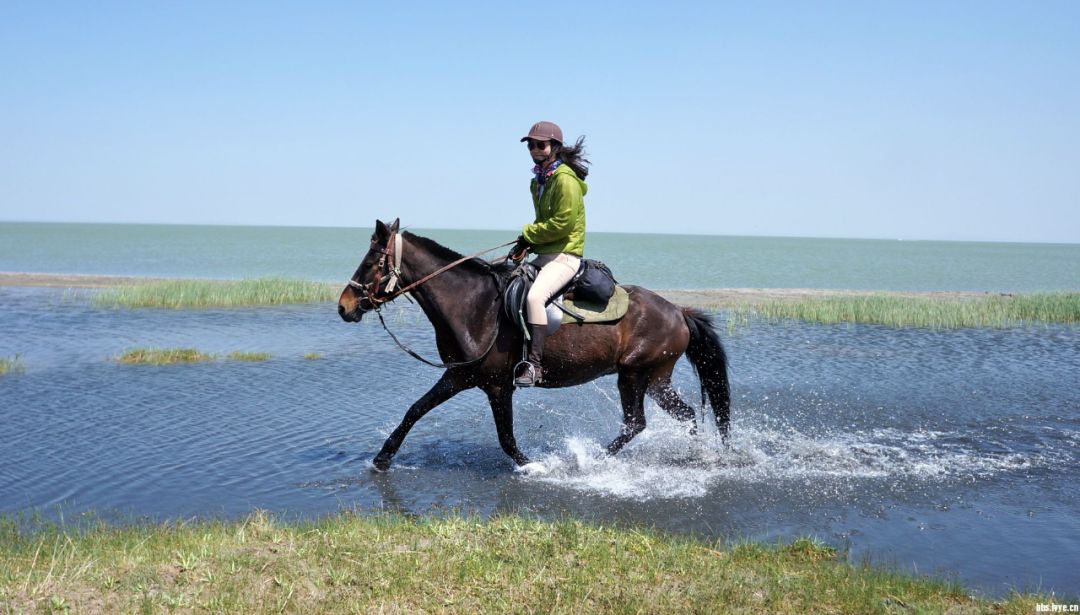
[522,164,587,256]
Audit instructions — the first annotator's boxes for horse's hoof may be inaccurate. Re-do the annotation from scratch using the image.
[371,456,392,472]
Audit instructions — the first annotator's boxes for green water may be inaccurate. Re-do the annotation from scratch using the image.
[0,222,1076,291]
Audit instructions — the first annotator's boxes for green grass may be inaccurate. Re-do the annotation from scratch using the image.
[115,349,283,365]
[93,277,338,309]
[0,511,1051,614]
[0,355,25,376]
[303,352,323,360]
[115,348,215,365]
[734,292,1080,329]
[226,351,272,362]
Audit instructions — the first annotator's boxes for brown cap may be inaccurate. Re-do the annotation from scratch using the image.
[520,121,563,143]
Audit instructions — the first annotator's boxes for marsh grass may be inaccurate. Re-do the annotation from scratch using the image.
[734,292,1080,329]
[226,351,272,362]
[115,348,214,365]
[303,352,323,360]
[116,349,281,365]
[0,511,1048,614]
[0,355,25,376]
[93,277,338,309]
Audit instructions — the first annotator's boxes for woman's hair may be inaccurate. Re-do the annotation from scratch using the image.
[552,136,590,180]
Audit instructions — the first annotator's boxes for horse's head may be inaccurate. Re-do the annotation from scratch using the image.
[338,218,400,322]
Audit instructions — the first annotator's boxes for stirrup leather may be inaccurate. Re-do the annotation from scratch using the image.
[513,361,542,387]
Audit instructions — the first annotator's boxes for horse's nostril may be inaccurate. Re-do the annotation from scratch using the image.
[337,304,346,317]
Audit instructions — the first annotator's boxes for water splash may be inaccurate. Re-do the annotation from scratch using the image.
[516,411,1048,501]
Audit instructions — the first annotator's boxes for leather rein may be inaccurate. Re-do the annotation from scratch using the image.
[347,233,517,369]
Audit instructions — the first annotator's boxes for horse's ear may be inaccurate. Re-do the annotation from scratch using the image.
[375,219,389,240]
[389,218,400,233]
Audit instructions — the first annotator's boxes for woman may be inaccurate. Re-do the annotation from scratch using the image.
[512,120,590,387]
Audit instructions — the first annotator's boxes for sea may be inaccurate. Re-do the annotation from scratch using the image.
[1,222,1078,599]
[1,221,1077,291]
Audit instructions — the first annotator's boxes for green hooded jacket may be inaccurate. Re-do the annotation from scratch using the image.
[522,163,587,256]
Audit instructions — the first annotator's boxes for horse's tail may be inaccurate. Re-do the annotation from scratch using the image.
[682,308,731,436]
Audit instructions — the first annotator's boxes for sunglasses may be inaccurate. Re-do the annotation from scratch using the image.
[526,139,550,150]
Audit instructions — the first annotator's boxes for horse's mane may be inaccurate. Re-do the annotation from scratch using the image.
[402,231,499,276]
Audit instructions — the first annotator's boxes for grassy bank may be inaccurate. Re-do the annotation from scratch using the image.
[93,277,338,309]
[732,292,1080,329]
[26,270,1080,327]
[115,348,275,365]
[226,351,272,362]
[0,511,1046,614]
[115,348,215,365]
[0,355,24,376]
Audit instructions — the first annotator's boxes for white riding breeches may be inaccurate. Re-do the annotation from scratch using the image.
[526,253,581,326]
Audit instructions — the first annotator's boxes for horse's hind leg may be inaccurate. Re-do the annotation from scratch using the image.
[372,371,469,471]
[606,371,648,455]
[647,376,698,433]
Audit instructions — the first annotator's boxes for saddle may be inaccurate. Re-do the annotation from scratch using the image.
[502,260,631,337]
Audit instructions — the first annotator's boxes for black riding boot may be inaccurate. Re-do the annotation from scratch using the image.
[514,324,547,387]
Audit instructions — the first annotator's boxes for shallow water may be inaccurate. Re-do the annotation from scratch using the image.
[1,286,1078,598]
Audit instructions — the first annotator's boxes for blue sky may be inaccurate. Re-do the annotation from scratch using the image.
[2,2,1077,242]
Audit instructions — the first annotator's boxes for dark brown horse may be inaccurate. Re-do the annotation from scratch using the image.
[338,219,730,471]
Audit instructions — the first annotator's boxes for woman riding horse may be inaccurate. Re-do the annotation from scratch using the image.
[338,220,731,470]
[512,120,590,387]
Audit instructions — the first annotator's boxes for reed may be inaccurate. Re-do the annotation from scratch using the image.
[226,351,272,362]
[736,292,1080,329]
[303,352,323,360]
[0,355,24,376]
[115,348,214,365]
[0,511,1048,614]
[93,277,338,309]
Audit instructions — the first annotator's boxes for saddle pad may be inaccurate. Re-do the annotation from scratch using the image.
[560,286,631,324]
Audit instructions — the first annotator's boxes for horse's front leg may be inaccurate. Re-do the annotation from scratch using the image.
[373,371,469,471]
[483,384,530,466]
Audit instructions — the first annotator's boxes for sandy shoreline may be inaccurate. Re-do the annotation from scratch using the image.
[0,272,176,288]
[0,271,1002,307]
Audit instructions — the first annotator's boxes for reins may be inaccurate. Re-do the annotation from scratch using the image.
[350,234,518,369]
[349,236,517,308]
[374,308,501,369]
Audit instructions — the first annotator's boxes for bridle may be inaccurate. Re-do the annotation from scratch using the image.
[346,231,518,368]
[347,232,405,314]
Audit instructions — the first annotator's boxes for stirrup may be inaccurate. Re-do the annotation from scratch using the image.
[513,361,542,387]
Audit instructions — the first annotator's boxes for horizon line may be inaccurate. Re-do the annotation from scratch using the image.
[1,218,1076,246]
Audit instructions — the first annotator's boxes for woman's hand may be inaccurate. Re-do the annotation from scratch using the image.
[509,235,531,262]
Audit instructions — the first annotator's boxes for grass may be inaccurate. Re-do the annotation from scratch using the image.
[0,511,1052,614]
[226,351,272,362]
[733,292,1080,329]
[115,349,283,364]
[115,348,214,365]
[0,355,25,376]
[89,275,1078,329]
[93,277,338,309]
[303,352,323,360]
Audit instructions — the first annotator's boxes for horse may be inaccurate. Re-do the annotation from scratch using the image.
[337,218,731,471]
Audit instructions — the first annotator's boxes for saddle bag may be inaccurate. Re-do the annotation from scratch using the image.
[571,259,618,304]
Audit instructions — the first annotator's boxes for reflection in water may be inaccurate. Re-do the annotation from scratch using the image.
[1,287,1078,597]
